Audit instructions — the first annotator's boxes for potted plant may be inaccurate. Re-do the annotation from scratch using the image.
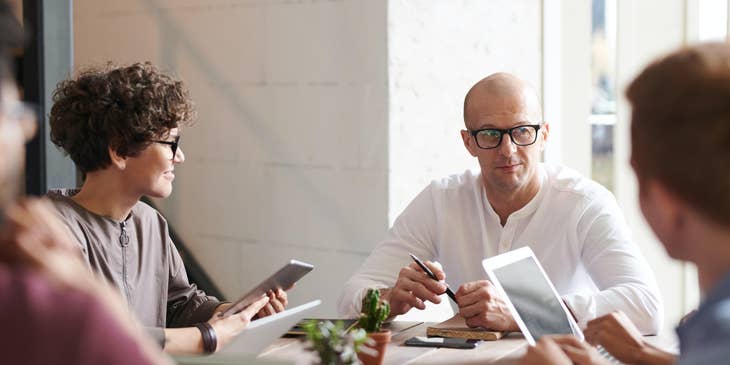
[303,319,369,365]
[356,289,391,365]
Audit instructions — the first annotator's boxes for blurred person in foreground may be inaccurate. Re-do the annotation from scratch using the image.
[0,2,170,363]
[522,42,730,365]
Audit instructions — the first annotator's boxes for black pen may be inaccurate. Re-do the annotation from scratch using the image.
[408,253,457,303]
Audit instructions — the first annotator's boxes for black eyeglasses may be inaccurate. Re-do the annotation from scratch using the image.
[468,124,541,149]
[152,135,180,160]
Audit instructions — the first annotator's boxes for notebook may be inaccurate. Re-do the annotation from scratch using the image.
[426,314,505,340]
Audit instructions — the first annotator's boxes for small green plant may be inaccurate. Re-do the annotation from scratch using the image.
[357,288,391,333]
[303,320,369,365]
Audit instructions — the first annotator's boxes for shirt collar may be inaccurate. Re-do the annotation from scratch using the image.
[481,164,547,222]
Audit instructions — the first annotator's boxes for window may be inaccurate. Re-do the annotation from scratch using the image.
[590,0,617,192]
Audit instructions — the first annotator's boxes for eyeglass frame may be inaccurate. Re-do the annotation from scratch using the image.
[151,135,180,160]
[467,124,542,150]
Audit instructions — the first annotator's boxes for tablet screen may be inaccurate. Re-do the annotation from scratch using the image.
[492,256,574,340]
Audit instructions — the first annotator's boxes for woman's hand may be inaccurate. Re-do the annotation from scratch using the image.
[208,296,270,351]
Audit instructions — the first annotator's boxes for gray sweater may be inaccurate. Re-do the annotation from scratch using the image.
[47,189,221,347]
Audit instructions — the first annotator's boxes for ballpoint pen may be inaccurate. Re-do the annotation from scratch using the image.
[408,253,458,303]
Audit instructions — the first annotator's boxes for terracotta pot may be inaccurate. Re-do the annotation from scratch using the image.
[357,330,391,365]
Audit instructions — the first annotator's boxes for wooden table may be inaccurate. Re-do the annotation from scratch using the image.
[259,321,678,365]
[260,321,528,365]
[176,321,678,365]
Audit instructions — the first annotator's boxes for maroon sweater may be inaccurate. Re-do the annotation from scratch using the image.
[0,265,155,365]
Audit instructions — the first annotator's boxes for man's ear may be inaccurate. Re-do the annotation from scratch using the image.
[645,179,686,234]
[109,146,127,170]
[654,180,688,228]
[539,122,550,152]
[461,129,478,157]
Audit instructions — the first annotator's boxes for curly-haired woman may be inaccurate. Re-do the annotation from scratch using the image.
[47,62,288,355]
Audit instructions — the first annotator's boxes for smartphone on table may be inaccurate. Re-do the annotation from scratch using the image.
[404,336,481,349]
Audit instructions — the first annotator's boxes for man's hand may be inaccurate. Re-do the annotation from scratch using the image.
[381,260,447,316]
[208,296,270,351]
[584,311,675,365]
[455,280,518,331]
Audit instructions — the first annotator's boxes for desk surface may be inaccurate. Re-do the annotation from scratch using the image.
[258,321,678,365]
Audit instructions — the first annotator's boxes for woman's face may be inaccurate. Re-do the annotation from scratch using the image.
[122,128,185,199]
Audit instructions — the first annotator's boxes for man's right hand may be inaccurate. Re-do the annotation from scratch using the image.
[380,260,447,316]
[208,296,270,351]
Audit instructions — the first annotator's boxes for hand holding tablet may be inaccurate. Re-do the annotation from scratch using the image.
[222,259,314,318]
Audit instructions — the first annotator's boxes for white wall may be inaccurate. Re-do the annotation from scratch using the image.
[74,0,388,316]
[542,0,592,177]
[387,0,542,321]
[387,0,542,222]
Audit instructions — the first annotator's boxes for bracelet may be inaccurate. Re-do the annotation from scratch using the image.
[195,322,217,354]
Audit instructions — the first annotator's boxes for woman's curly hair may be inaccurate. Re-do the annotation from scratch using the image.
[50,62,194,173]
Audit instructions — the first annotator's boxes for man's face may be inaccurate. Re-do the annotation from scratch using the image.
[0,83,36,206]
[461,90,547,194]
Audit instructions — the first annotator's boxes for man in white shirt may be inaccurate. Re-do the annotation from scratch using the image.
[337,72,662,335]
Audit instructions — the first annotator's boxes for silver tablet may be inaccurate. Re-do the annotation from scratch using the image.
[481,247,583,345]
[222,259,314,317]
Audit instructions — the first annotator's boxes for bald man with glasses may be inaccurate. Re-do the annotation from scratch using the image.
[338,73,663,336]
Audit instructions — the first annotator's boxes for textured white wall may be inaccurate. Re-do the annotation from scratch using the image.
[388,0,543,223]
[74,0,388,316]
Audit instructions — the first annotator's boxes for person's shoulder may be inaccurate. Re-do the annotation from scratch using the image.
[679,341,730,365]
[131,199,169,226]
[543,163,613,202]
[132,200,166,222]
[46,188,84,219]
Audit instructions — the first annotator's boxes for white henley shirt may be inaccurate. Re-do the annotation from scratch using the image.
[337,163,663,334]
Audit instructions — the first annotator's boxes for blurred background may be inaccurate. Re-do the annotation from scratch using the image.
[10,0,730,330]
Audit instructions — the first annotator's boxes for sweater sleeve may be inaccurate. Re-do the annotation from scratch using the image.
[165,232,222,328]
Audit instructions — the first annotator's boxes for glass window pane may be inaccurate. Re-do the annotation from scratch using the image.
[590,0,617,192]
[699,0,728,41]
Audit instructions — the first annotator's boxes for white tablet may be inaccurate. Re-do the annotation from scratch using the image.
[222,259,314,317]
[217,299,321,356]
[481,247,583,345]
